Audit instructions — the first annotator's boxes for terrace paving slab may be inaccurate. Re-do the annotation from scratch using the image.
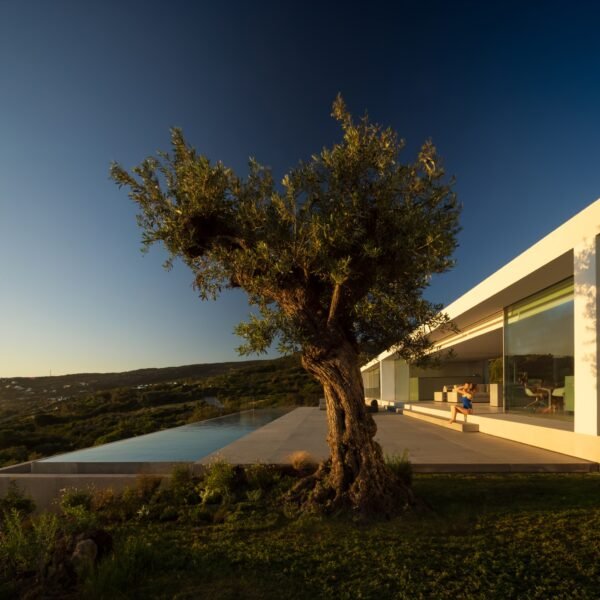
[198,406,329,465]
[198,407,597,472]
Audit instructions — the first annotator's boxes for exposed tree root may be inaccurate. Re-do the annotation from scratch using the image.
[286,459,419,520]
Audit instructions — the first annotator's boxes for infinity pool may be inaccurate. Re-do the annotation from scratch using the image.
[39,408,291,463]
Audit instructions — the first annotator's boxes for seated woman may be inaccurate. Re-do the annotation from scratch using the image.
[447,383,477,424]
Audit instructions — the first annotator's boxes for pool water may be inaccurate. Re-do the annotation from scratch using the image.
[39,408,291,463]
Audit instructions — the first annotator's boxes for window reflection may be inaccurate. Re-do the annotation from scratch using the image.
[363,365,380,399]
[504,279,574,419]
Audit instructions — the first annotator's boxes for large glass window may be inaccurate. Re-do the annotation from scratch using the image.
[363,365,380,399]
[504,279,574,420]
[394,359,410,402]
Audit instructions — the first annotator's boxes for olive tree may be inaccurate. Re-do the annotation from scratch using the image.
[111,96,460,515]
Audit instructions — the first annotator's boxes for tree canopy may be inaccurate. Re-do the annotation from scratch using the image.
[111,96,459,364]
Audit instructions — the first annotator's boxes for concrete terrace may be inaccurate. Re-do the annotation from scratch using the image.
[198,407,596,472]
[2,407,597,511]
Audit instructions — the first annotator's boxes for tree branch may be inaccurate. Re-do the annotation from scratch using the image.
[327,283,342,328]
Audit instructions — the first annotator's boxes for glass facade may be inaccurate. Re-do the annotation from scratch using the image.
[363,365,380,399]
[504,279,574,419]
[394,359,410,402]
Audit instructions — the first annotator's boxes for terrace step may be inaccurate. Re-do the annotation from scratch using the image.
[403,409,479,432]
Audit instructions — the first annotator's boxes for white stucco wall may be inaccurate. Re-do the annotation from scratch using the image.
[574,234,600,435]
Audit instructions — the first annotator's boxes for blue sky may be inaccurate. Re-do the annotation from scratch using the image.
[1,1,599,376]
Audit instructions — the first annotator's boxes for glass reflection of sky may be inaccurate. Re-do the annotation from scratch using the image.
[506,301,574,357]
[40,408,291,463]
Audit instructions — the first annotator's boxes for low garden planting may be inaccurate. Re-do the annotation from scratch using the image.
[1,460,599,599]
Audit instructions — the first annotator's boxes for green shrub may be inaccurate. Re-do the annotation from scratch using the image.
[80,535,160,598]
[91,486,118,511]
[199,459,237,505]
[271,474,296,498]
[212,505,231,524]
[385,450,413,486]
[91,487,138,523]
[117,486,145,521]
[0,445,28,466]
[0,481,35,517]
[187,505,214,524]
[81,533,198,598]
[0,508,31,572]
[168,465,197,505]
[30,511,60,569]
[246,488,263,502]
[93,431,122,445]
[135,475,163,502]
[186,403,222,423]
[33,413,65,426]
[136,504,151,521]
[244,463,280,491]
[170,464,193,486]
[159,505,178,522]
[0,509,60,576]
[59,487,97,532]
[63,504,98,532]
[59,487,93,511]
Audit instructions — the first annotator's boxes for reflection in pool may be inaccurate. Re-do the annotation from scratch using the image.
[40,408,292,463]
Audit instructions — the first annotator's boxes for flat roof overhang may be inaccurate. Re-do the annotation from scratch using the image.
[363,198,600,370]
[430,327,503,362]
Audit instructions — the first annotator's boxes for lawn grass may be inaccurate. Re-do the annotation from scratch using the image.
[2,472,599,598]
[72,473,600,600]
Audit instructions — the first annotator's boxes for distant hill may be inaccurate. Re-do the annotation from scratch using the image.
[0,359,271,411]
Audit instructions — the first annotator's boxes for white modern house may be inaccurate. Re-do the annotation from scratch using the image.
[361,199,600,462]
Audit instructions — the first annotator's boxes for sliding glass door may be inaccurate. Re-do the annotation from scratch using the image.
[504,279,574,420]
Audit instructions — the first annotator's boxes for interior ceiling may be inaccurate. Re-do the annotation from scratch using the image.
[431,328,503,362]
[371,250,573,368]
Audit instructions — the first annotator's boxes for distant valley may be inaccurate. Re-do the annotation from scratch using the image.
[0,356,321,467]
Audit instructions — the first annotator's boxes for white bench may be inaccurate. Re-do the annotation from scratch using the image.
[403,409,479,432]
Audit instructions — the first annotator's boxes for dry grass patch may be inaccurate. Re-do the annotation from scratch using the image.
[288,451,318,473]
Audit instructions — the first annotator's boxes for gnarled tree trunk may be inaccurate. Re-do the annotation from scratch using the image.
[299,339,414,516]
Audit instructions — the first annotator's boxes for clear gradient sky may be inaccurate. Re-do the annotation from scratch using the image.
[1,1,599,377]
